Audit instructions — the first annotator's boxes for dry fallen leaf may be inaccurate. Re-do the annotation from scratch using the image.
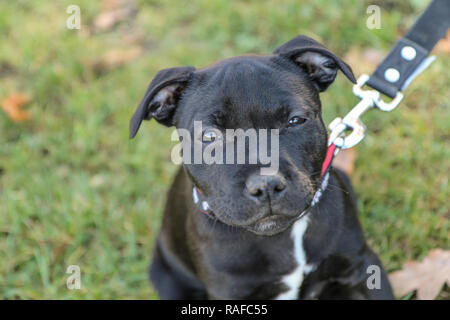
[92,46,143,74]
[94,0,136,32]
[1,92,30,122]
[389,249,450,300]
[332,148,356,177]
[433,30,450,54]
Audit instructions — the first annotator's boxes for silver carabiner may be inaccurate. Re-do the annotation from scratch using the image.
[328,74,404,149]
[354,74,404,112]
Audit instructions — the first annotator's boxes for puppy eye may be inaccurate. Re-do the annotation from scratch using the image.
[288,116,307,127]
[202,129,219,142]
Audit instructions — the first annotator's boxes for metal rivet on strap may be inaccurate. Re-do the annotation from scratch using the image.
[384,68,400,83]
[401,46,416,61]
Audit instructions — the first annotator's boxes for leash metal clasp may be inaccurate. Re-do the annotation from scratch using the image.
[328,74,403,149]
[354,74,404,112]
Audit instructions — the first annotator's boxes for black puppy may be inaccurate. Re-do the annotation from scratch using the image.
[130,35,394,299]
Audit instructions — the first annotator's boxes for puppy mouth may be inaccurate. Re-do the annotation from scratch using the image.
[232,201,310,235]
[195,187,313,236]
[243,199,312,235]
[208,207,306,236]
[244,214,300,236]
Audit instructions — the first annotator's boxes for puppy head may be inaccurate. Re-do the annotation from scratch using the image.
[130,35,355,236]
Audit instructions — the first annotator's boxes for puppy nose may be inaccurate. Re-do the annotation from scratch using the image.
[245,174,286,203]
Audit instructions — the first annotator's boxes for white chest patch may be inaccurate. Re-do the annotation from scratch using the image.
[275,217,315,300]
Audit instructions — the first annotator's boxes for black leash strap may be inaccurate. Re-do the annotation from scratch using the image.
[366,0,450,98]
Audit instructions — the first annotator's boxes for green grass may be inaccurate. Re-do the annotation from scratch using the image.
[0,0,448,299]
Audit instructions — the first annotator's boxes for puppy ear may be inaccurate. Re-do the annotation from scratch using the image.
[129,66,195,139]
[273,35,356,92]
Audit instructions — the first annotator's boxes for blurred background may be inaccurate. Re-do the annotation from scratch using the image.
[0,0,448,299]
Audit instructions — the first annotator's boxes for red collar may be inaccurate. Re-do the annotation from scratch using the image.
[321,143,337,176]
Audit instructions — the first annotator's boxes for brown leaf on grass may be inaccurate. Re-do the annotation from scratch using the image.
[51,240,70,264]
[92,46,143,74]
[1,93,30,122]
[389,249,450,300]
[344,47,385,76]
[332,148,356,177]
[433,30,450,54]
[94,0,137,32]
[0,61,17,78]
